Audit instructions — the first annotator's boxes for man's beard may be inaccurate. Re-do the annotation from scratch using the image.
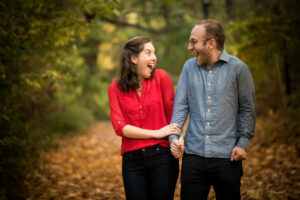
[196,50,210,67]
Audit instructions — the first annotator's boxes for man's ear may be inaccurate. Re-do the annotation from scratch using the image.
[131,55,138,64]
[209,39,216,50]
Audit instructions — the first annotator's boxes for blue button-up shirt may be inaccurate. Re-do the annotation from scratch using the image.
[169,50,256,158]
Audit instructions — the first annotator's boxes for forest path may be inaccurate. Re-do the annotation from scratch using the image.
[27,121,299,200]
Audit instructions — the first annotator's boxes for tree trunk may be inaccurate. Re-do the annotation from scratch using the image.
[225,0,235,20]
[274,54,285,96]
[283,48,291,95]
[202,0,211,19]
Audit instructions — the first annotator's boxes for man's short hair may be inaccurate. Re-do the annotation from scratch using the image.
[196,19,225,50]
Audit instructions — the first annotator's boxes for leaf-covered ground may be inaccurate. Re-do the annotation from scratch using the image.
[27,121,300,200]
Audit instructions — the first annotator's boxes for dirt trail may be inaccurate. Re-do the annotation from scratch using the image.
[28,121,300,200]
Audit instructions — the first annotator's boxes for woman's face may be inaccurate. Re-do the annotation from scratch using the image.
[131,42,157,80]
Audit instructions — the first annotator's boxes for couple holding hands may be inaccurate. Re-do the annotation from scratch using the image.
[108,19,256,200]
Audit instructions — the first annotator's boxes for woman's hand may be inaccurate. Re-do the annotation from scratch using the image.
[123,124,180,139]
[154,124,181,139]
[170,135,184,159]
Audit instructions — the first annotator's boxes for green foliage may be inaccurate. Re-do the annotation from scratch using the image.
[224,0,300,144]
[225,8,300,114]
[0,0,117,198]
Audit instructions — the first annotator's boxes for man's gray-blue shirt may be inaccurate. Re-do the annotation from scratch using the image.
[169,50,256,158]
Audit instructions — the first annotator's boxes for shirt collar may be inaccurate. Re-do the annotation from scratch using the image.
[218,50,230,63]
[197,50,230,69]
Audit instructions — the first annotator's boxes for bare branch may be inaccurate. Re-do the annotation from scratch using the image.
[100,17,174,34]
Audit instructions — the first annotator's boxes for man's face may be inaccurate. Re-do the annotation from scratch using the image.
[188,25,210,66]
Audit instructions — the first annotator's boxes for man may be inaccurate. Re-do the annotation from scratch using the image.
[169,19,256,200]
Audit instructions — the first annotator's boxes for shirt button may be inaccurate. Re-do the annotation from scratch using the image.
[206,135,209,139]
[208,109,210,112]
[208,83,211,86]
[207,122,209,126]
[140,111,143,114]
[208,96,211,99]
[118,121,121,124]
[139,105,142,108]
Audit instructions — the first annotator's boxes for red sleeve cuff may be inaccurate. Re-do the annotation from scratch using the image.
[115,120,128,137]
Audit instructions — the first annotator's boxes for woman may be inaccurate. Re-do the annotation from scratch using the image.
[108,36,179,200]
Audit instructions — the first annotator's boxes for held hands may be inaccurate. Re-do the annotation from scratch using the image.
[155,124,181,139]
[230,146,247,161]
[170,135,184,159]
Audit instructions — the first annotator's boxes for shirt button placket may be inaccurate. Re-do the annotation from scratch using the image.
[139,105,143,114]
[205,69,214,157]
[206,69,213,129]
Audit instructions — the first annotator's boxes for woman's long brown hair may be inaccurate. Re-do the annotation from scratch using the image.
[117,36,155,93]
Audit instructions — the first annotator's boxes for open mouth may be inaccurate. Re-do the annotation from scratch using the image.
[196,52,200,59]
[196,52,202,65]
[147,63,155,70]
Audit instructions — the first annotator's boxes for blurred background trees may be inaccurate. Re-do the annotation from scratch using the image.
[0,0,299,199]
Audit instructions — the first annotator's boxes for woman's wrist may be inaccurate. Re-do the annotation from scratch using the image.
[152,130,159,139]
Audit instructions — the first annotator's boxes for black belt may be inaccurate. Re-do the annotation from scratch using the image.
[123,144,168,158]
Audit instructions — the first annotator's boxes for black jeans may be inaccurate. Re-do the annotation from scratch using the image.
[181,153,243,200]
[122,144,179,200]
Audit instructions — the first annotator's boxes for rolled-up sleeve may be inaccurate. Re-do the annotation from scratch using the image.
[169,63,190,143]
[108,83,128,137]
[236,65,256,151]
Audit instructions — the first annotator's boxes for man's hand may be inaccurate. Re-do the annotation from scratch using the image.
[170,136,184,159]
[230,146,247,161]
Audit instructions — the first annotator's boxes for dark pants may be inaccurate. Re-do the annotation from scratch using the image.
[122,144,179,200]
[181,153,243,200]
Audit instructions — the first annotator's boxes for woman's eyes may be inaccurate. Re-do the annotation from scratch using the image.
[144,50,155,56]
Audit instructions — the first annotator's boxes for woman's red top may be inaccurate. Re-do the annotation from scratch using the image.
[108,69,174,155]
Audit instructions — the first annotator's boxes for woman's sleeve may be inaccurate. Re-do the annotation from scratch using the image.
[108,83,128,137]
[159,70,175,124]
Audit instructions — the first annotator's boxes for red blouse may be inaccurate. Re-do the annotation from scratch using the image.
[108,69,175,155]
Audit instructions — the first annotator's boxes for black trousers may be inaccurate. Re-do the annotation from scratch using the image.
[122,144,179,200]
[181,153,243,200]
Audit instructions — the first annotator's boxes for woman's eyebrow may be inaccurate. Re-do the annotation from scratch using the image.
[145,48,155,52]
